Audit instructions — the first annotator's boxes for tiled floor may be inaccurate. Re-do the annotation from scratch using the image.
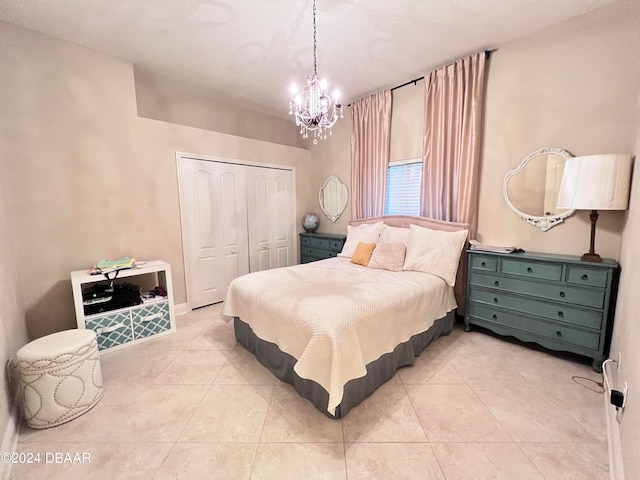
[10,303,608,479]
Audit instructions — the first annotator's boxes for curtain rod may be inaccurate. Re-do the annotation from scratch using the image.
[347,50,494,107]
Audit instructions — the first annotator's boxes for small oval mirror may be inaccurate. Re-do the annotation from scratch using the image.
[319,175,348,223]
[503,147,575,231]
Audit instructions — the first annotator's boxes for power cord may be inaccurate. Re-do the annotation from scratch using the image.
[571,375,604,393]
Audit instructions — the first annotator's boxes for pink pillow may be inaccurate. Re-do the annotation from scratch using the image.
[368,242,406,272]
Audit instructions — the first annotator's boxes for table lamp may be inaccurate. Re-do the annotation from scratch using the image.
[556,154,633,262]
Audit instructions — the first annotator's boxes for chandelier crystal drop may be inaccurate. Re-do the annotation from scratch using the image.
[289,0,343,144]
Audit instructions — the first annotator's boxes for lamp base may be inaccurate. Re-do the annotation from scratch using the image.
[581,252,602,263]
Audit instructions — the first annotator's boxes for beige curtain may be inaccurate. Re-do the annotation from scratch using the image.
[422,52,486,237]
[350,90,392,219]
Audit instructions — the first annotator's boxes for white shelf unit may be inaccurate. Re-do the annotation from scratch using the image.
[71,260,176,353]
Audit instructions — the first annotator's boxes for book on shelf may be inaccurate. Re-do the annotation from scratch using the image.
[469,241,519,254]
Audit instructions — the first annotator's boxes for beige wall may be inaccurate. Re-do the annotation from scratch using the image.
[478,0,640,258]
[0,129,29,472]
[309,109,352,235]
[389,81,424,162]
[134,67,309,150]
[0,21,313,340]
[610,84,640,479]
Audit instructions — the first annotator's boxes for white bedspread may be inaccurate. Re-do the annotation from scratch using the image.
[222,257,456,415]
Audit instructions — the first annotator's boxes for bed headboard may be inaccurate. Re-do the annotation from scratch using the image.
[350,215,470,317]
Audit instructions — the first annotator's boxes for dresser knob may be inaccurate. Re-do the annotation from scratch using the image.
[494,281,500,287]
[581,274,589,280]
[527,267,533,273]
[492,314,497,320]
[481,262,486,267]
[558,311,564,318]
[493,298,499,304]
[556,330,562,337]
[559,291,566,298]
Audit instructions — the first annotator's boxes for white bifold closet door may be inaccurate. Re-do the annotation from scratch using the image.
[178,157,295,309]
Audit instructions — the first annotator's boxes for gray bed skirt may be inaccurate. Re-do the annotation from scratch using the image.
[233,310,456,419]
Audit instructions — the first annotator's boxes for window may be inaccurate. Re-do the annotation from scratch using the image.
[384,159,422,215]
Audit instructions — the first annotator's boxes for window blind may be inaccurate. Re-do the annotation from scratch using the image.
[384,160,422,215]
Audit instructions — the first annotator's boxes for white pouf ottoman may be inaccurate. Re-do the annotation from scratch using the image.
[16,329,103,429]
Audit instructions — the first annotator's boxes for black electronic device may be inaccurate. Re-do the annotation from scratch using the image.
[82,282,141,315]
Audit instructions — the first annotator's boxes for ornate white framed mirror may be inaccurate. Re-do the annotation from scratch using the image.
[319,175,348,223]
[503,147,575,231]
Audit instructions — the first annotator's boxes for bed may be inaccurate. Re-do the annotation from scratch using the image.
[222,215,470,418]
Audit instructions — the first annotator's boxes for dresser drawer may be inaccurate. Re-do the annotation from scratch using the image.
[330,239,345,251]
[309,237,331,249]
[566,265,608,288]
[500,258,562,281]
[85,310,133,351]
[469,289,603,330]
[301,247,332,259]
[468,304,600,350]
[469,271,605,309]
[132,301,171,339]
[470,255,498,272]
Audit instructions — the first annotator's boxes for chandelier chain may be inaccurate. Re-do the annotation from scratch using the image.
[313,0,317,76]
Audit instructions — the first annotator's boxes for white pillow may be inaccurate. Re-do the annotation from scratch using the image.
[378,225,410,244]
[338,222,384,258]
[403,224,468,286]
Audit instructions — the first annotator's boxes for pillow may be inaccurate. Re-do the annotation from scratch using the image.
[350,242,376,267]
[378,225,410,245]
[403,224,468,286]
[338,222,384,258]
[368,242,406,272]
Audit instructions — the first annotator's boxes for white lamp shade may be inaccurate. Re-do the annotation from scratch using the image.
[556,154,633,210]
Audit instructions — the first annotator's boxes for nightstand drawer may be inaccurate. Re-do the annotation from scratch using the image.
[469,289,603,330]
[500,258,562,281]
[468,304,600,350]
[470,255,498,272]
[85,311,134,351]
[566,265,608,288]
[469,271,605,309]
[132,301,171,339]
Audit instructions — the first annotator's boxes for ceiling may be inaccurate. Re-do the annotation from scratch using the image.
[0,0,617,119]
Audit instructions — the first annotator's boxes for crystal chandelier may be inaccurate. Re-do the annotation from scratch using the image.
[289,0,343,144]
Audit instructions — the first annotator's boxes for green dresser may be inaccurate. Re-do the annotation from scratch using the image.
[299,232,347,264]
[464,250,619,372]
